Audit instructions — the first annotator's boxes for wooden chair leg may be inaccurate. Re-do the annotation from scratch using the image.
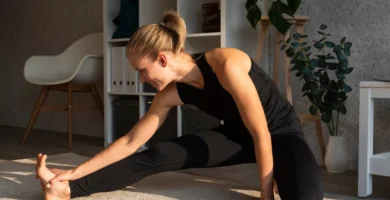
[91,85,104,117]
[21,86,50,144]
[68,83,73,149]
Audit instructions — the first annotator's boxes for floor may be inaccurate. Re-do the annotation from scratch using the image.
[1,125,389,199]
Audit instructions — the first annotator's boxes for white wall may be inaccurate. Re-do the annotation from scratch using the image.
[0,0,104,138]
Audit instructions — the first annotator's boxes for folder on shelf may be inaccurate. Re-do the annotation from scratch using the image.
[111,47,125,92]
[123,50,139,93]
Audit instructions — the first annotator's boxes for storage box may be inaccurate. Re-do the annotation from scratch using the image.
[112,97,139,140]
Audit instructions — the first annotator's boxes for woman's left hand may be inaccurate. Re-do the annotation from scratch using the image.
[46,169,78,187]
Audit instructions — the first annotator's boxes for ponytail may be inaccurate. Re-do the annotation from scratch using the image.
[161,10,187,54]
[126,10,187,60]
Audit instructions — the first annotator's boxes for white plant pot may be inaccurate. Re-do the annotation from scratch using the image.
[324,135,348,173]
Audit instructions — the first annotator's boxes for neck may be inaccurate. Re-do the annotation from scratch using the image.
[173,52,204,89]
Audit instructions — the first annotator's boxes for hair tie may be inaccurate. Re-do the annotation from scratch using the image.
[159,22,167,27]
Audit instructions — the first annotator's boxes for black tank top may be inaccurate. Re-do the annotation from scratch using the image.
[176,52,302,144]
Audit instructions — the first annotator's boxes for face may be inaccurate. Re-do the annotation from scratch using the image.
[128,53,173,91]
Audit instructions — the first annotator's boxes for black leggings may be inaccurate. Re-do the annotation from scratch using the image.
[69,130,323,200]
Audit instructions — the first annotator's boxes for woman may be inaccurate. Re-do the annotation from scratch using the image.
[36,11,323,200]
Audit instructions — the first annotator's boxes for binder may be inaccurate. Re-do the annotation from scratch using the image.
[110,47,119,92]
[123,50,139,92]
[111,47,125,92]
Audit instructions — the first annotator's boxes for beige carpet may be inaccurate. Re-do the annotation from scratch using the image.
[0,153,380,200]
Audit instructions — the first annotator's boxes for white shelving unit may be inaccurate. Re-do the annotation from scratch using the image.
[102,0,260,147]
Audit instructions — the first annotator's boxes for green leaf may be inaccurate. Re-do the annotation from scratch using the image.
[286,47,295,57]
[344,47,351,56]
[292,61,304,71]
[336,72,345,79]
[281,44,287,51]
[344,42,352,48]
[327,63,338,70]
[324,41,335,48]
[308,82,319,89]
[326,55,336,60]
[320,72,330,85]
[303,66,311,76]
[245,0,258,10]
[246,1,262,29]
[304,46,311,52]
[287,0,301,14]
[309,105,317,115]
[310,59,318,68]
[317,31,325,36]
[268,1,293,34]
[295,72,303,77]
[340,37,346,44]
[333,45,342,53]
[314,42,324,49]
[320,24,328,29]
[337,53,348,64]
[317,56,327,68]
[293,33,301,40]
[321,113,332,123]
[344,85,352,92]
[339,92,347,102]
[286,37,291,44]
[345,67,353,74]
[314,71,322,77]
[339,104,347,114]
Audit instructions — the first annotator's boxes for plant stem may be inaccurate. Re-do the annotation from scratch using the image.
[331,110,335,136]
[336,110,340,136]
[326,122,333,136]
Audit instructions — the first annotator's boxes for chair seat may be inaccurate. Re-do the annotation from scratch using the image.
[24,55,103,86]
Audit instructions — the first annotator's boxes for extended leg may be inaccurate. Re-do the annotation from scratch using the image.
[69,129,255,198]
[272,134,324,200]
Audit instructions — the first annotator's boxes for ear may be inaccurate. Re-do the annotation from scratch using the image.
[158,52,168,67]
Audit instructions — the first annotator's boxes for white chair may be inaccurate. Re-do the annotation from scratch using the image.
[21,32,104,148]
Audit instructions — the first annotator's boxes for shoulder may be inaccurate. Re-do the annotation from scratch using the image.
[204,48,252,75]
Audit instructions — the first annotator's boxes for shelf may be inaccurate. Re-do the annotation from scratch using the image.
[107,32,220,44]
[187,32,220,38]
[108,38,129,43]
[108,91,156,96]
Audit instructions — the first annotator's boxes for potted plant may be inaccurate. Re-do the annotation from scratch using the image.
[245,0,302,34]
[280,24,353,173]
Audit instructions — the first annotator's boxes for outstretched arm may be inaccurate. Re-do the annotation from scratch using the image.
[211,49,274,199]
[47,82,183,186]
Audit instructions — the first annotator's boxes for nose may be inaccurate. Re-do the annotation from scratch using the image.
[139,75,146,83]
[138,72,147,83]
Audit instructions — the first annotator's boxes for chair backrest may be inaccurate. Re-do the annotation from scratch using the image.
[60,32,103,73]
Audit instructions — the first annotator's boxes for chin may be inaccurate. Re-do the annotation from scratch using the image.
[155,83,169,92]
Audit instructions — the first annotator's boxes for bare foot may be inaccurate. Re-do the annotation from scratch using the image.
[36,153,71,200]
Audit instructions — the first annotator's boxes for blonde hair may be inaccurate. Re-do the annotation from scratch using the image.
[126,10,187,60]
